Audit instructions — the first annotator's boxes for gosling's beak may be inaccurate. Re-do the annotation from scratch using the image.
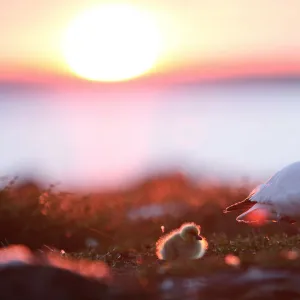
[196,235,202,240]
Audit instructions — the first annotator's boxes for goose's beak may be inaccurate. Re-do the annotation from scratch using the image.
[196,235,202,240]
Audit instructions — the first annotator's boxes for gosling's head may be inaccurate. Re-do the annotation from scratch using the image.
[180,223,202,242]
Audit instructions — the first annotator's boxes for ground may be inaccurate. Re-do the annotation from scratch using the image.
[67,232,300,275]
[1,174,300,299]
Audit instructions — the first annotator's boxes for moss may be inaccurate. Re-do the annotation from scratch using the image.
[59,233,300,278]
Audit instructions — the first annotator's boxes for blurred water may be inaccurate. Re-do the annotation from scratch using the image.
[1,79,300,190]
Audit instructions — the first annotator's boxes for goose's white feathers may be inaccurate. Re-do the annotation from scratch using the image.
[250,162,300,215]
[225,161,300,223]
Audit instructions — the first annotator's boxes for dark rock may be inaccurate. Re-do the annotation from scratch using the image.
[0,265,108,300]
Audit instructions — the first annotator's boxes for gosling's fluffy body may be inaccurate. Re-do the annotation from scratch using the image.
[156,222,208,261]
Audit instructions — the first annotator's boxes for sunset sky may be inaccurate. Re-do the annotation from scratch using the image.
[1,1,300,190]
[1,0,300,84]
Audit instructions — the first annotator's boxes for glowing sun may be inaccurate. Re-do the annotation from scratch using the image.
[62,3,162,82]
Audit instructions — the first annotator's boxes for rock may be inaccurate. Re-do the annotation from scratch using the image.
[0,265,108,300]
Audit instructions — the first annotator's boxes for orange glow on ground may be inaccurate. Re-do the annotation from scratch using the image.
[225,254,241,267]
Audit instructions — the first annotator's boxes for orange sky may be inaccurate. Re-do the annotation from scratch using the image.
[1,0,300,85]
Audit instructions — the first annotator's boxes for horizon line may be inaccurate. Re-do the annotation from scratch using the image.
[1,56,300,89]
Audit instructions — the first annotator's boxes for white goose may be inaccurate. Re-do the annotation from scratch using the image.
[224,161,300,224]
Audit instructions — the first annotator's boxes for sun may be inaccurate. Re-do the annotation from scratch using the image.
[61,3,162,82]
